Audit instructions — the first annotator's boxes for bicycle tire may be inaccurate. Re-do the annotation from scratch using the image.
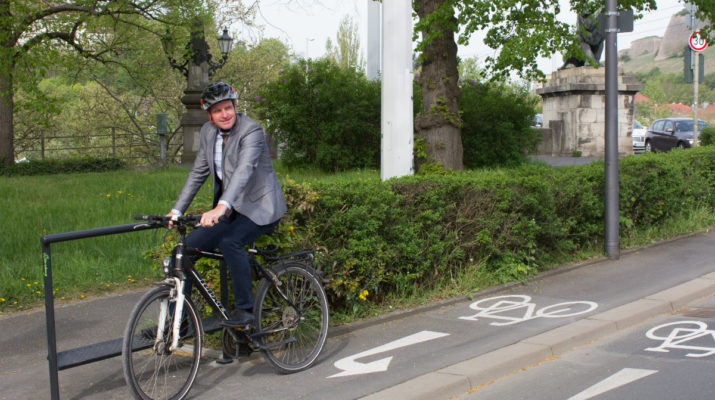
[254,261,329,373]
[122,286,203,400]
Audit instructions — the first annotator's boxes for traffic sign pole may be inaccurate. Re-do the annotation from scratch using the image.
[694,51,699,145]
[689,32,707,145]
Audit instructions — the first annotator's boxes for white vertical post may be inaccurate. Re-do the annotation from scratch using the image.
[381,0,413,181]
[367,0,381,81]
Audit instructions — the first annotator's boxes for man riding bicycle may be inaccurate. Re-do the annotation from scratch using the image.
[168,81,286,328]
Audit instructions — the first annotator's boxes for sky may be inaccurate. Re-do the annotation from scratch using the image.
[244,0,692,75]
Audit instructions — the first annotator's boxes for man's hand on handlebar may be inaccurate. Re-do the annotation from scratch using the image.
[199,204,229,227]
[166,212,179,229]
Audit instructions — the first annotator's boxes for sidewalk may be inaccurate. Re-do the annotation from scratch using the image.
[2,231,715,399]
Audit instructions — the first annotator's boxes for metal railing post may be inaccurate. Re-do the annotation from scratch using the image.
[42,242,61,400]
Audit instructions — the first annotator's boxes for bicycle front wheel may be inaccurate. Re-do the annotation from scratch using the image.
[122,286,203,400]
[254,262,329,373]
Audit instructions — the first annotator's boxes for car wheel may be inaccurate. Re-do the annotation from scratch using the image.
[644,141,652,152]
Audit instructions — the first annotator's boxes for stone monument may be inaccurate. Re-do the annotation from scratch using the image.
[536,67,643,157]
[536,9,643,158]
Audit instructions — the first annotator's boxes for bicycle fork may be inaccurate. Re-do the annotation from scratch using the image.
[155,277,186,353]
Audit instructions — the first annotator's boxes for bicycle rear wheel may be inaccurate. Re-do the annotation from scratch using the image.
[254,261,329,373]
[122,286,203,400]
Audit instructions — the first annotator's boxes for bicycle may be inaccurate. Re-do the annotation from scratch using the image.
[121,214,329,400]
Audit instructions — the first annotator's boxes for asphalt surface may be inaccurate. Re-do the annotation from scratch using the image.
[1,230,715,400]
[454,294,715,400]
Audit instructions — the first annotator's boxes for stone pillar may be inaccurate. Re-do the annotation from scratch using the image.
[180,62,210,164]
[536,66,643,157]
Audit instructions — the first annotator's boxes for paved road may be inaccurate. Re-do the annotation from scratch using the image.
[455,294,715,400]
[1,231,714,399]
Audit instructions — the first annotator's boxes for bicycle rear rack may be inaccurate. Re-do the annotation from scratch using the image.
[41,223,233,400]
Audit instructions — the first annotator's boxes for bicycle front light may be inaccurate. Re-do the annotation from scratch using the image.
[162,257,172,274]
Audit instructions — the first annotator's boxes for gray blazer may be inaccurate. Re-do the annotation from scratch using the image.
[172,114,287,226]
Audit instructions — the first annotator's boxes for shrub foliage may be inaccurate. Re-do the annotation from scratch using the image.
[153,148,715,317]
[0,157,125,176]
[459,81,541,168]
[699,127,715,146]
[254,59,381,171]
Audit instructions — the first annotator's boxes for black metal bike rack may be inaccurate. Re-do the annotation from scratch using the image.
[41,223,230,400]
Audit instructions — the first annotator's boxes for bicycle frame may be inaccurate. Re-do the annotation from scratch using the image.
[163,223,305,350]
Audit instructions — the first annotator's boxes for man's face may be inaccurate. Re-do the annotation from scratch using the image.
[208,100,236,131]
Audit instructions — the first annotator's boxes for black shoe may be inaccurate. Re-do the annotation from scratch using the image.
[220,309,255,329]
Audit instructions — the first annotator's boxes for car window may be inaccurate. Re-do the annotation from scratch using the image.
[652,120,664,132]
[698,121,710,130]
[664,121,675,132]
[634,120,643,129]
[676,121,693,132]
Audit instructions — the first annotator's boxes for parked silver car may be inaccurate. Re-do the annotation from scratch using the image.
[632,119,646,153]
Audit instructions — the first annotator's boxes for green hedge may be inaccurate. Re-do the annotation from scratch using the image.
[156,148,715,317]
[700,127,715,146]
[0,157,126,176]
[274,148,715,314]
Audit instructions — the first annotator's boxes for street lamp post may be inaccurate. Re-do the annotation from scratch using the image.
[163,20,233,164]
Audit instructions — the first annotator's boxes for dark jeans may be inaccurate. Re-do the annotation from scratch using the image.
[178,212,279,310]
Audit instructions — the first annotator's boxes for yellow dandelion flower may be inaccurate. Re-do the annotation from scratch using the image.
[21,278,25,281]
[0,298,5,302]
[34,281,38,285]
[80,295,85,299]
[26,283,31,287]
[359,289,369,301]
[36,291,41,295]
[61,297,65,300]
[106,284,111,287]
[106,194,111,198]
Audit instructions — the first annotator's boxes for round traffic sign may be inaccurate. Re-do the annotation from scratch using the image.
[689,32,708,52]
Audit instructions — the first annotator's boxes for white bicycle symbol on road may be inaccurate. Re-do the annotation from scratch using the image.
[459,295,599,326]
[645,320,715,358]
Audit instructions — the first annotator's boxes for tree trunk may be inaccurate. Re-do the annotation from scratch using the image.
[0,0,14,166]
[414,0,463,171]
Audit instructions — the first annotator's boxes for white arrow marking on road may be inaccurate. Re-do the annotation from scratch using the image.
[567,368,658,400]
[328,330,450,378]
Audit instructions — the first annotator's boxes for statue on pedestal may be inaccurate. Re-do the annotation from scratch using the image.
[561,9,604,69]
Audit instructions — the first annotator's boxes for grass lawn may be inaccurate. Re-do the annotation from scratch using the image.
[0,167,212,310]
[0,165,380,312]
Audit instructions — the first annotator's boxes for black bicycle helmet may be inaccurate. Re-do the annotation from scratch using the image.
[200,82,238,111]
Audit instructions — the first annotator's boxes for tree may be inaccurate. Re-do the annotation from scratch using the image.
[0,0,210,166]
[213,38,291,117]
[413,0,463,171]
[412,0,661,170]
[325,15,364,72]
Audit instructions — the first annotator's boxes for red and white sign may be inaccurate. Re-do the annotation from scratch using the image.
[689,32,708,52]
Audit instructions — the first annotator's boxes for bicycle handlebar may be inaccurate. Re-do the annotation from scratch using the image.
[133,214,202,228]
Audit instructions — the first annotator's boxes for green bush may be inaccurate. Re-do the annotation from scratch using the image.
[254,59,381,171]
[699,127,715,146]
[0,157,125,176]
[459,81,541,168]
[152,148,715,318]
